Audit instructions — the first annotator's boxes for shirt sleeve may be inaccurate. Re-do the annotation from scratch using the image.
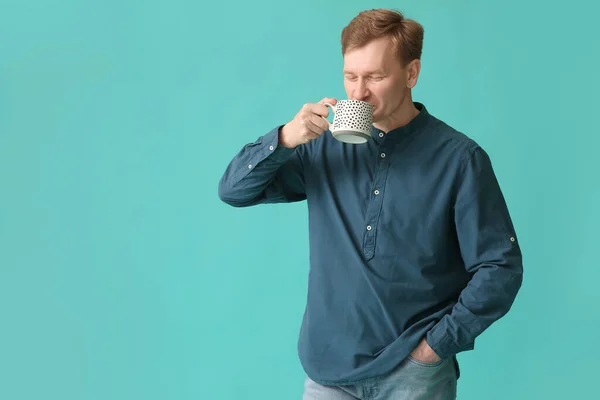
[426,146,524,359]
[218,125,308,207]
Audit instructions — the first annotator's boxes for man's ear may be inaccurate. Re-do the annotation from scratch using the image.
[407,59,421,89]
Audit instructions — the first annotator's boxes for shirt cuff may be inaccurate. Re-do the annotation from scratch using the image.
[426,320,475,360]
[264,125,296,161]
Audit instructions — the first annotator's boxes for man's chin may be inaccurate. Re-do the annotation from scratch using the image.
[371,106,382,120]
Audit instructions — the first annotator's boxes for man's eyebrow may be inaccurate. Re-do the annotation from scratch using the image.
[343,69,386,75]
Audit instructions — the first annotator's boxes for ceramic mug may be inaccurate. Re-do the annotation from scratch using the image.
[323,99,373,144]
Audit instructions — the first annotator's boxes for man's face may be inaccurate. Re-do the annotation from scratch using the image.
[342,36,419,125]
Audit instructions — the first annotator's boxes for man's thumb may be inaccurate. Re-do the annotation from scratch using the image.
[319,97,337,105]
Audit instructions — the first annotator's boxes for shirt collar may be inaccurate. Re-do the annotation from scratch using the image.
[372,102,430,142]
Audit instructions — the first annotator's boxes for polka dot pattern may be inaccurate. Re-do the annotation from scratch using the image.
[331,100,373,133]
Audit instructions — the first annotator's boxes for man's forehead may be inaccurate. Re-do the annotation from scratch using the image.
[343,54,390,75]
[343,39,395,73]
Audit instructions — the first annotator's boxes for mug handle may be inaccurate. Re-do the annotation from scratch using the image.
[322,102,336,130]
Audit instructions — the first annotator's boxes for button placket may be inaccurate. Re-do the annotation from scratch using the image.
[362,142,391,260]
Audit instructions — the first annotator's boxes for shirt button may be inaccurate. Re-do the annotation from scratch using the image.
[269,145,274,151]
[379,132,384,138]
[380,153,386,158]
[374,190,380,195]
[366,225,372,231]
[248,164,252,169]
[510,236,515,242]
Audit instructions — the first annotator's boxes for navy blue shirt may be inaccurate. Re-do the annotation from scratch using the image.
[218,102,523,385]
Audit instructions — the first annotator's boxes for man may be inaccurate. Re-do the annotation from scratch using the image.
[218,8,523,400]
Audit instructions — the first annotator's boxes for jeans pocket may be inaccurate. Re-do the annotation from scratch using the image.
[407,355,444,367]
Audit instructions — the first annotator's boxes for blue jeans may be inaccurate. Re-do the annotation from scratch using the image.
[302,356,457,400]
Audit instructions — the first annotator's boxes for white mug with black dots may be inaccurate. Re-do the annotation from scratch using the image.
[323,99,374,144]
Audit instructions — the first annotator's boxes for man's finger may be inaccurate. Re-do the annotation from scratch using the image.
[305,115,330,136]
[318,97,337,105]
[306,103,330,118]
[305,119,324,136]
[303,131,319,142]
[310,114,330,132]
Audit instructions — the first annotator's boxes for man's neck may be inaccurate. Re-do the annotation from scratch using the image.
[374,98,420,133]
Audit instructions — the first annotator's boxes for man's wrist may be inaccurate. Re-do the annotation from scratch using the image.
[278,124,296,149]
[424,338,441,360]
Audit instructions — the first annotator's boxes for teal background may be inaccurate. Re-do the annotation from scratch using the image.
[1,0,598,399]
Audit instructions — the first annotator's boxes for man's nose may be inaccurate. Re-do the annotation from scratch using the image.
[352,81,369,100]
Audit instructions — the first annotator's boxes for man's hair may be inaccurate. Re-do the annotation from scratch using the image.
[341,9,424,66]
